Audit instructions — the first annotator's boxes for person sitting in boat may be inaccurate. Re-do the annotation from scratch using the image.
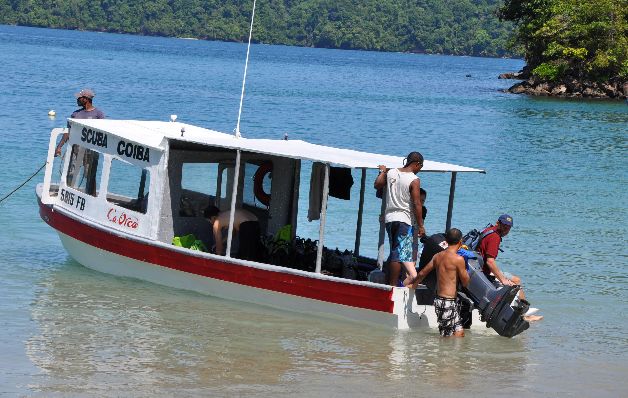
[203,205,259,257]
[55,88,105,156]
[477,214,520,287]
[374,151,426,287]
[412,228,470,337]
[420,187,428,221]
[477,214,542,321]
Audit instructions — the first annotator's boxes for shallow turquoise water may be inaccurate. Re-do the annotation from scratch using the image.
[0,25,626,396]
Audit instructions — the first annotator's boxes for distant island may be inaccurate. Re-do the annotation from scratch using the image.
[2,0,625,100]
[498,0,627,100]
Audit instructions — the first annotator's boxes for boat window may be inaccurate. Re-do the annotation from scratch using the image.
[106,159,150,214]
[65,145,102,197]
[243,161,272,209]
[179,162,226,215]
[181,163,219,196]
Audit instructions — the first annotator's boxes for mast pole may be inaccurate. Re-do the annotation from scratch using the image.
[235,0,257,138]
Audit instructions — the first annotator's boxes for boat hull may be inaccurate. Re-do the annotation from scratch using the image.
[39,196,486,331]
[56,229,406,326]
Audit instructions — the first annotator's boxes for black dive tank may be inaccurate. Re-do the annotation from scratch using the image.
[462,252,530,337]
[415,233,446,301]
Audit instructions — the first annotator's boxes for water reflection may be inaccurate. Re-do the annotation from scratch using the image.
[26,262,536,395]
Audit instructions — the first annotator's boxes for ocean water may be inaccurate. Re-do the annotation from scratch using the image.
[0,25,627,396]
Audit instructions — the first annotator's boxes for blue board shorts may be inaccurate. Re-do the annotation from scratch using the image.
[386,221,417,263]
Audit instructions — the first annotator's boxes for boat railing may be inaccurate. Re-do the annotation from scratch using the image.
[41,128,66,205]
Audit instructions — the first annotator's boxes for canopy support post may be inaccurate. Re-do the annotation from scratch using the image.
[354,168,366,256]
[315,164,330,274]
[226,150,242,257]
[445,172,457,232]
[376,185,387,270]
[289,160,301,242]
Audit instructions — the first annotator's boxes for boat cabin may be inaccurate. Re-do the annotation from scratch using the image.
[41,119,484,282]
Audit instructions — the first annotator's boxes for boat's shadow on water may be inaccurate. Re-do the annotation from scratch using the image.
[25,260,530,394]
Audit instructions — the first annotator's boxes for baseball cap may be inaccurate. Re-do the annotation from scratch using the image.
[498,214,513,226]
[75,88,95,99]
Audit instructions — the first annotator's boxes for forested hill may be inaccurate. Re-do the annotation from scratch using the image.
[0,0,516,57]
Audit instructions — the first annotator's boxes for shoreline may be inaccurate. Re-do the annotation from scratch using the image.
[1,23,520,59]
[499,70,628,100]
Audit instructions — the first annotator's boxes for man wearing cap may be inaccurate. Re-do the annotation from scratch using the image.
[477,214,523,292]
[477,215,542,320]
[374,151,426,287]
[54,89,105,156]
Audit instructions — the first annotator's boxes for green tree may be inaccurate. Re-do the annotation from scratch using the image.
[0,0,518,57]
[500,0,628,80]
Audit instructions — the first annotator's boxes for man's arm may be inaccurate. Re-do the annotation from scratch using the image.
[55,131,69,156]
[411,259,434,289]
[213,220,224,255]
[374,165,387,189]
[456,257,470,288]
[485,257,514,286]
[409,179,425,237]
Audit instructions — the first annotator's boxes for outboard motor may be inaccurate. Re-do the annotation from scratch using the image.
[416,233,529,337]
[460,250,530,337]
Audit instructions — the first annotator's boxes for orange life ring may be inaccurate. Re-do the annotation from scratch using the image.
[253,161,272,206]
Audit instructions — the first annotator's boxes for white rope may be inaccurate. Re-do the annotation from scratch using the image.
[235,0,257,138]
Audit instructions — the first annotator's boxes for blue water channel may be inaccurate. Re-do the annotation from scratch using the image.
[0,25,626,396]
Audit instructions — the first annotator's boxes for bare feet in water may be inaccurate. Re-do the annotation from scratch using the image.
[524,315,544,322]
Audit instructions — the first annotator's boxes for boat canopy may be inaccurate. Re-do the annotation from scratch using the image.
[70,119,484,173]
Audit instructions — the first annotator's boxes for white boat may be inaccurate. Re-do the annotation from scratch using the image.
[36,119,488,330]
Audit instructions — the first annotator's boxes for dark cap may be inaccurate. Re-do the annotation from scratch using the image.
[404,151,424,166]
[498,214,513,226]
[75,88,95,99]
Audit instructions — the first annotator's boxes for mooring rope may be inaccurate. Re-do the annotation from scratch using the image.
[0,163,46,204]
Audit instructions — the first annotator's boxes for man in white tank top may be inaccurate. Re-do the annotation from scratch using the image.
[374,151,426,287]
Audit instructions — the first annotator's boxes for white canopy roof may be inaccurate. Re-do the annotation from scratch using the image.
[70,119,484,173]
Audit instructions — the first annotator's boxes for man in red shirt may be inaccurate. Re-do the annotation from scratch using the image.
[477,214,525,295]
[477,214,543,321]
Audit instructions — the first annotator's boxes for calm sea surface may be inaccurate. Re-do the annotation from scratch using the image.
[0,25,626,396]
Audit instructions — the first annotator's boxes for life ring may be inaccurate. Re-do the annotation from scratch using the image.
[253,161,272,206]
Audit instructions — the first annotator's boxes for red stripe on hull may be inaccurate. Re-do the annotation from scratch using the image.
[39,201,394,313]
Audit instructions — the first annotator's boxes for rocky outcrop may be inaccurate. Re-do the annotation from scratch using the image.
[500,71,627,100]
[498,66,532,81]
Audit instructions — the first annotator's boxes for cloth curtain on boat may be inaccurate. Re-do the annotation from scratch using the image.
[308,162,325,221]
[308,164,354,221]
[328,167,353,200]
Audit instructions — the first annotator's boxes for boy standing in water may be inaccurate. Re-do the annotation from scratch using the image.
[413,228,470,337]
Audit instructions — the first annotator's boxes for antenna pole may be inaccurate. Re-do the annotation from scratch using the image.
[235,0,257,138]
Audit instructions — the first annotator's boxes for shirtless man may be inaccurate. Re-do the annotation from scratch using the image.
[203,205,258,256]
[412,228,470,337]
